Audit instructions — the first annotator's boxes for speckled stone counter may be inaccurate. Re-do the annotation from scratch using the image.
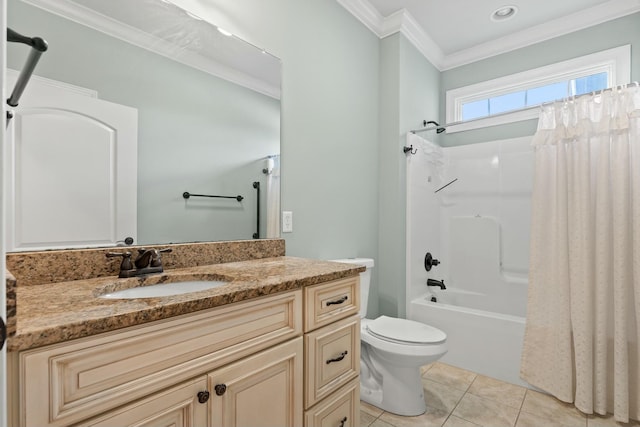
[5,239,285,343]
[8,255,364,352]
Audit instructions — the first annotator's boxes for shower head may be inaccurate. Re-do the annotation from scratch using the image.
[422,120,446,134]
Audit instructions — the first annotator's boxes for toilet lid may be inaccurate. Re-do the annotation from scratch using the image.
[367,316,446,344]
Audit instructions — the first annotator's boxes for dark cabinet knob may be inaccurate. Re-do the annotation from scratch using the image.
[197,391,210,404]
[214,384,227,396]
[339,416,348,427]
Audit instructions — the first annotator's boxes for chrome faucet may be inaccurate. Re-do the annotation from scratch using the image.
[427,278,446,290]
[106,247,172,278]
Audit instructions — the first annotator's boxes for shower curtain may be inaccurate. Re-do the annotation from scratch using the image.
[520,85,640,422]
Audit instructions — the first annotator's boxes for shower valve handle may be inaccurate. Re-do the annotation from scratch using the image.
[424,252,440,271]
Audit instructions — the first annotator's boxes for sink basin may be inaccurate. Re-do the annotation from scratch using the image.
[100,280,228,299]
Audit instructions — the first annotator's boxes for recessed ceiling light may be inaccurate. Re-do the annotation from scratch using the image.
[490,5,518,21]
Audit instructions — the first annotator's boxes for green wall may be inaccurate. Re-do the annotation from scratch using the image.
[7,0,638,319]
[440,12,640,147]
[377,33,440,317]
[189,0,381,263]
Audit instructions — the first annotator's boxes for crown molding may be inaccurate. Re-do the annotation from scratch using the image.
[20,0,280,99]
[337,0,640,71]
[337,0,446,69]
[335,0,384,36]
[380,10,445,69]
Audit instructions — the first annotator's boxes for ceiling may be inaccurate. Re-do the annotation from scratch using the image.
[337,0,640,70]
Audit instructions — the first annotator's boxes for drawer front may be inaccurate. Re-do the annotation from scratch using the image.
[304,378,360,427]
[20,290,302,427]
[304,276,359,332]
[304,315,360,408]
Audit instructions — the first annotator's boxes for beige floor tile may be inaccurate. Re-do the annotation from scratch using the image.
[467,375,527,410]
[587,413,640,427]
[379,406,450,427]
[423,378,466,413]
[421,363,435,376]
[442,415,481,427]
[452,393,519,427]
[517,410,585,427]
[520,390,587,427]
[361,401,385,418]
[370,418,396,427]
[361,410,378,427]
[424,363,477,392]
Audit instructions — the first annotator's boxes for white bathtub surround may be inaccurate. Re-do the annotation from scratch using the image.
[406,133,533,386]
[521,85,640,423]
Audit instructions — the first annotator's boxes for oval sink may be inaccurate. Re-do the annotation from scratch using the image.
[100,280,228,299]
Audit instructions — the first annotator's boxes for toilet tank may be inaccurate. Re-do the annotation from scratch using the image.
[330,258,374,318]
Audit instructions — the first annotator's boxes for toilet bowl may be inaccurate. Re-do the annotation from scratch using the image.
[331,258,448,416]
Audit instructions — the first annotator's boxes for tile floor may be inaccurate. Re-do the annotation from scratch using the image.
[360,362,640,427]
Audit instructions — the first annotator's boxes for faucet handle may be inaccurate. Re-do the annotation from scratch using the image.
[106,252,134,272]
[150,248,173,267]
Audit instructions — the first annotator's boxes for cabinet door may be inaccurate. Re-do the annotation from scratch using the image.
[209,338,303,427]
[76,376,208,427]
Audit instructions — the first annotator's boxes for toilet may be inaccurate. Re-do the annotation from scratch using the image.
[331,258,447,416]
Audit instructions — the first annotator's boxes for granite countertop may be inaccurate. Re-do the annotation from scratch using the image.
[9,256,365,352]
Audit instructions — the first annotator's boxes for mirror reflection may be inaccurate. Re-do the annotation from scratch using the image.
[6,0,281,251]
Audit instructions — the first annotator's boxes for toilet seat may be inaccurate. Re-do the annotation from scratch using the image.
[366,316,446,345]
[361,317,448,358]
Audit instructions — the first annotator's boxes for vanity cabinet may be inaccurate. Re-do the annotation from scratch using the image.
[303,276,361,427]
[8,273,361,427]
[10,290,303,427]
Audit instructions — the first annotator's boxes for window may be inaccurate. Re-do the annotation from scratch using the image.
[445,45,631,133]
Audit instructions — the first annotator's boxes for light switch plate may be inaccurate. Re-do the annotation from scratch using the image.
[282,211,293,233]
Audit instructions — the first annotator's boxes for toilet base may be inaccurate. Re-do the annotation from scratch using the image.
[360,363,427,416]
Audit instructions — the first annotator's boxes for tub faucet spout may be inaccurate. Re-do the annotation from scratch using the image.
[427,279,446,290]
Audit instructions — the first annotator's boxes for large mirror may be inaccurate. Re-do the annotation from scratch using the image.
[6,0,281,250]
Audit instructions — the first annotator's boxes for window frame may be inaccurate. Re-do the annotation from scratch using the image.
[445,45,631,133]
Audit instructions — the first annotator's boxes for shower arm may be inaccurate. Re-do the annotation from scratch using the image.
[6,28,48,122]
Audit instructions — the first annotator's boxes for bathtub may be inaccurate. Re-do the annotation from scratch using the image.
[409,288,528,387]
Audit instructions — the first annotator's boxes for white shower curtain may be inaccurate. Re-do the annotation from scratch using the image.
[520,85,640,422]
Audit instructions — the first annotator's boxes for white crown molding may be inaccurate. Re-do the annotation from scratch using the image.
[380,10,445,69]
[337,0,446,69]
[337,0,640,71]
[335,0,384,36]
[20,0,280,99]
[442,0,640,70]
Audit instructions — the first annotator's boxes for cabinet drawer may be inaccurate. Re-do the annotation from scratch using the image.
[304,276,359,332]
[18,290,302,427]
[304,378,360,427]
[304,315,360,408]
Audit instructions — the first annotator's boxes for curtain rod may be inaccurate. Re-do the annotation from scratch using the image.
[410,81,639,133]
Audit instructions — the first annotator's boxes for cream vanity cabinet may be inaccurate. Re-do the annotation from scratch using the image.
[9,290,303,427]
[8,274,361,427]
[303,276,361,427]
